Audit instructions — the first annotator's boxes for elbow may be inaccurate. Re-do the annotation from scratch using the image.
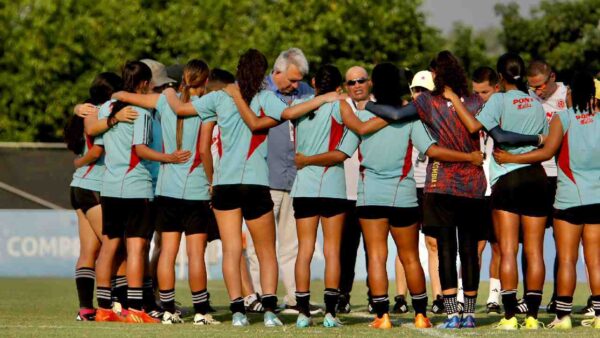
[466,124,480,134]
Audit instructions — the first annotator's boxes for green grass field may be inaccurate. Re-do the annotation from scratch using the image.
[0,278,596,337]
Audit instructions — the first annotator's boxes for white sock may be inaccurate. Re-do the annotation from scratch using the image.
[487,278,501,304]
[457,278,464,304]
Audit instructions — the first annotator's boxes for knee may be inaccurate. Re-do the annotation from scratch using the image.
[426,238,438,252]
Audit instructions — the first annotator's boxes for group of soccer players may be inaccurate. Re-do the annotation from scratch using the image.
[65,47,600,331]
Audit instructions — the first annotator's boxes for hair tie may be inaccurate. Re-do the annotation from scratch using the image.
[513,75,521,80]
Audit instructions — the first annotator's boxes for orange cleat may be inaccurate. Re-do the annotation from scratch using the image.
[369,313,392,329]
[95,308,123,322]
[125,309,160,324]
[414,313,433,328]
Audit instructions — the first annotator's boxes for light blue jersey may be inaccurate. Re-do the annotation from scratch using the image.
[476,90,548,185]
[155,94,211,200]
[555,108,600,209]
[98,100,154,198]
[146,110,162,191]
[290,98,347,199]
[193,90,286,186]
[70,131,105,192]
[337,109,436,208]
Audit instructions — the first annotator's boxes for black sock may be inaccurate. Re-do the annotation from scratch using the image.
[324,288,340,317]
[192,289,209,315]
[592,295,600,317]
[501,289,518,319]
[111,275,128,308]
[443,294,459,317]
[159,288,175,313]
[75,267,95,309]
[411,292,427,316]
[97,286,112,309]
[555,296,573,319]
[371,294,389,318]
[296,291,310,317]
[142,277,156,311]
[128,287,143,311]
[261,294,278,313]
[464,294,477,316]
[525,290,543,318]
[230,297,245,314]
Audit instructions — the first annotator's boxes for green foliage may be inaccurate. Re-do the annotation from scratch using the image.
[0,0,441,141]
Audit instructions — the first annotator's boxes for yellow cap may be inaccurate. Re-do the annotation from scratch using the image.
[594,79,600,100]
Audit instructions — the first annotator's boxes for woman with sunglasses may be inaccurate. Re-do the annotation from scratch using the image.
[494,71,600,330]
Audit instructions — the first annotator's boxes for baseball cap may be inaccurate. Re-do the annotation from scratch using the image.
[410,70,435,91]
[594,79,600,100]
[140,59,176,88]
[166,64,185,84]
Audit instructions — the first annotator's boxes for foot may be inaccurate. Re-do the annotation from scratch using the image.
[112,302,123,316]
[545,299,556,314]
[522,316,543,330]
[437,316,460,329]
[161,311,183,324]
[495,316,519,330]
[95,308,122,322]
[323,313,343,328]
[337,294,351,314]
[431,296,444,315]
[457,302,464,315]
[460,315,476,328]
[147,308,164,321]
[126,308,160,323]
[76,308,96,321]
[392,295,409,314]
[369,313,392,329]
[577,297,595,316]
[193,313,221,325]
[263,311,283,327]
[414,313,432,328]
[231,312,249,327]
[548,315,572,329]
[486,302,502,314]
[245,293,265,313]
[296,313,313,328]
[581,316,600,329]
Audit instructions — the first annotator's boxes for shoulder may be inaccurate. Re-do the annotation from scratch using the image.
[298,81,315,97]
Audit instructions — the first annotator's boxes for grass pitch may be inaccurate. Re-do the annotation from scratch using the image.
[0,278,595,337]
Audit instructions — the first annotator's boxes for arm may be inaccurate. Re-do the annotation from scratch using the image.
[112,91,160,110]
[223,84,278,131]
[84,107,138,136]
[134,144,191,163]
[487,126,542,147]
[494,116,564,164]
[281,92,339,120]
[73,145,104,168]
[426,145,483,166]
[74,103,98,118]
[340,100,388,135]
[365,101,419,122]
[295,150,349,169]
[163,88,197,116]
[199,121,215,184]
[443,86,483,133]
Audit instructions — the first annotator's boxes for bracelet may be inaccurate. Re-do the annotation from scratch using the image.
[538,134,542,147]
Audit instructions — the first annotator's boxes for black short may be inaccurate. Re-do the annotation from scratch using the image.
[491,164,550,217]
[293,197,349,219]
[477,197,495,243]
[554,204,600,225]
[422,193,485,237]
[211,184,273,220]
[357,205,420,228]
[155,196,215,235]
[101,197,153,239]
[546,176,557,227]
[70,187,100,213]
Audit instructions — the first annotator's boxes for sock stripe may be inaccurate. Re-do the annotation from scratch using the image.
[501,290,517,296]
[372,296,389,303]
[411,292,427,300]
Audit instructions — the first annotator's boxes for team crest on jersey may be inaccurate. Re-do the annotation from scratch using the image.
[558,100,566,109]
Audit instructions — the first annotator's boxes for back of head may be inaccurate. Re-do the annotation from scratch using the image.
[89,72,123,106]
[570,71,595,114]
[497,52,527,93]
[236,49,268,104]
[371,62,407,106]
[111,61,152,118]
[472,66,499,86]
[314,64,342,96]
[273,47,309,76]
[207,68,235,92]
[431,50,469,97]
[180,59,210,103]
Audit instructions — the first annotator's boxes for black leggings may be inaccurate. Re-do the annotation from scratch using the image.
[437,226,480,292]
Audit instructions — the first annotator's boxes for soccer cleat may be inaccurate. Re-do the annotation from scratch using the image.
[545,299,556,314]
[486,302,502,314]
[392,295,409,314]
[161,311,183,324]
[516,298,529,314]
[414,313,432,328]
[245,293,264,313]
[193,313,221,325]
[460,315,476,328]
[76,308,96,321]
[282,303,322,315]
[337,294,351,314]
[581,316,600,328]
[457,302,464,315]
[578,297,595,316]
[264,311,283,327]
[437,316,461,329]
[522,316,544,329]
[323,313,343,328]
[112,301,123,316]
[296,313,313,328]
[495,316,519,330]
[231,312,249,327]
[95,308,122,322]
[431,295,444,314]
[147,308,164,320]
[125,308,160,323]
[369,313,392,329]
[548,315,572,329]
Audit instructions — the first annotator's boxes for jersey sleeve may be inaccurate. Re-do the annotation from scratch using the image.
[132,108,152,146]
[411,120,436,153]
[93,134,104,146]
[556,109,572,135]
[192,92,218,122]
[476,93,503,131]
[414,91,433,124]
[336,128,360,157]
[97,101,112,119]
[261,91,287,121]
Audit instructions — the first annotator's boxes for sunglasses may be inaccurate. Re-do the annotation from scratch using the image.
[346,77,368,86]
[528,74,553,92]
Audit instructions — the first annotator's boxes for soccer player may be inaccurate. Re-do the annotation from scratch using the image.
[65,72,122,321]
[494,71,600,330]
[446,53,549,330]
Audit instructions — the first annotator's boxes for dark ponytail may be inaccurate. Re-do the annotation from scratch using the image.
[236,49,268,104]
[110,61,152,118]
[497,53,528,94]
[431,51,469,97]
[371,62,408,106]
[570,71,595,114]
[314,64,342,96]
